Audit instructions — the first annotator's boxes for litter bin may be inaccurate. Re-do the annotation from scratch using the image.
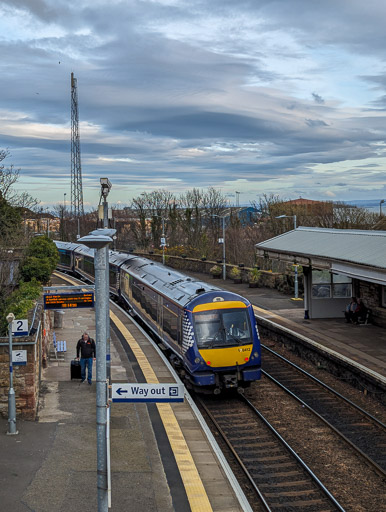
[54,310,65,329]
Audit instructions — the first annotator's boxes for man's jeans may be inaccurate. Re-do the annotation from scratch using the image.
[80,357,93,383]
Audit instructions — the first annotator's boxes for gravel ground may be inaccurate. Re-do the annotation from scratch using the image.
[246,373,386,511]
[261,337,386,424]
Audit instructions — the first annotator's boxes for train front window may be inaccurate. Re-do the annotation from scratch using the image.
[193,308,252,348]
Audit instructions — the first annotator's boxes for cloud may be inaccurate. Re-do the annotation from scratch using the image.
[0,0,386,206]
[312,93,325,104]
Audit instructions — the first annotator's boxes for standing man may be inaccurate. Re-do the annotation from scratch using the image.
[76,332,96,384]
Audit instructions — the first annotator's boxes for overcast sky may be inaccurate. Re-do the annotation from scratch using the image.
[1,0,386,208]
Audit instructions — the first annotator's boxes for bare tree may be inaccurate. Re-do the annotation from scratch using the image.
[332,202,378,229]
[0,150,38,209]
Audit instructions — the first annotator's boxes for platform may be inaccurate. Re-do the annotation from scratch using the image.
[0,274,244,512]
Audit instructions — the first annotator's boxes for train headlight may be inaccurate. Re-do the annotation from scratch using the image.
[251,351,259,360]
[194,357,201,364]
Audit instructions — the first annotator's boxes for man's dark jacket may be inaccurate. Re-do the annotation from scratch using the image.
[76,338,96,359]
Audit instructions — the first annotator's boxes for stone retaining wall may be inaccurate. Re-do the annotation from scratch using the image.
[358,281,386,328]
[0,303,53,419]
[132,252,283,289]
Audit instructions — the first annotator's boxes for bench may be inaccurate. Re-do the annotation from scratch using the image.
[50,332,67,360]
[358,308,372,326]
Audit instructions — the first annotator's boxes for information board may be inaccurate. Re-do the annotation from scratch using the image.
[43,292,95,310]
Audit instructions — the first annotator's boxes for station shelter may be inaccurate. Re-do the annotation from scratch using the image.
[255,227,386,327]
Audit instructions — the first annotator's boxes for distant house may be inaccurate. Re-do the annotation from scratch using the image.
[24,214,60,235]
[201,206,259,226]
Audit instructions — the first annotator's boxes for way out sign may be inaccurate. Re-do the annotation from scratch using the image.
[111,383,184,403]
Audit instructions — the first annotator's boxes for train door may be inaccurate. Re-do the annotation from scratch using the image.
[157,295,163,338]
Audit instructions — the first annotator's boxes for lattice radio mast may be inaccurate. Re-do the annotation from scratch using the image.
[70,72,84,218]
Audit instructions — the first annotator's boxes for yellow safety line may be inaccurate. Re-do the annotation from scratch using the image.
[111,311,213,512]
[252,304,304,330]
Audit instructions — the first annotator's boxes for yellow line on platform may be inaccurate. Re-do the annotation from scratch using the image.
[252,303,308,333]
[110,311,213,512]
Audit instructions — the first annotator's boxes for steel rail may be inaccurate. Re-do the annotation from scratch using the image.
[262,369,386,480]
[240,395,346,512]
[261,344,386,430]
[196,396,272,512]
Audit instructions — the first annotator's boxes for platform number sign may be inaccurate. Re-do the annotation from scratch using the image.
[12,319,29,337]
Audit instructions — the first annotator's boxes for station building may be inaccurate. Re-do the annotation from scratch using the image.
[255,227,386,327]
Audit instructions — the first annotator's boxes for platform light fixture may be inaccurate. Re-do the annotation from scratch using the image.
[212,214,227,280]
[100,178,112,197]
[275,214,297,230]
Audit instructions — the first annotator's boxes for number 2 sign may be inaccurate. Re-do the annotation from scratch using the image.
[11,319,29,337]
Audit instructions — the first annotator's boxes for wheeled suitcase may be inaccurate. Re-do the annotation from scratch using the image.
[71,359,82,380]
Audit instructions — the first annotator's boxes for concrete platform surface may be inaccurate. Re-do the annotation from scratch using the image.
[0,306,174,512]
[0,272,244,512]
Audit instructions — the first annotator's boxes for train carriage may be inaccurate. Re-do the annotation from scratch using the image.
[54,241,261,394]
[56,241,79,272]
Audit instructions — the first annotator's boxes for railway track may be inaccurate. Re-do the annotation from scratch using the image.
[197,395,345,512]
[260,344,386,478]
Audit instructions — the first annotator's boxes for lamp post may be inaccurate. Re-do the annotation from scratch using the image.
[77,230,115,512]
[46,208,50,237]
[63,193,67,241]
[275,215,300,300]
[6,312,18,435]
[153,215,166,265]
[275,214,297,230]
[380,199,385,217]
[212,214,227,280]
[99,178,113,386]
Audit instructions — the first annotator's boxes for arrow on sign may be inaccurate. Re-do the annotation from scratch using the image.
[116,388,128,396]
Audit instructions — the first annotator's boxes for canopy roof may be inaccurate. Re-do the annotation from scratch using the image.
[256,227,386,271]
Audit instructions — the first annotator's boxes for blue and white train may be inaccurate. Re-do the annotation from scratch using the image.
[55,241,261,394]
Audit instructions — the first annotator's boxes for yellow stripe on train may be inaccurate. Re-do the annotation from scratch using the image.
[198,344,253,367]
[193,301,247,312]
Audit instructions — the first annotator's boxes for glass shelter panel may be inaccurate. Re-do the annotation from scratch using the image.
[312,270,352,299]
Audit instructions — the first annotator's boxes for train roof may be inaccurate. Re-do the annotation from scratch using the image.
[109,251,133,266]
[120,255,224,307]
[54,241,248,308]
[55,240,83,251]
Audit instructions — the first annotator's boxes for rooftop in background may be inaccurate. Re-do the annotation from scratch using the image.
[256,227,386,270]
[282,198,329,206]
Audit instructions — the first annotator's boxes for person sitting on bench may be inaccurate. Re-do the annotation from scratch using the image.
[345,297,357,323]
[352,298,367,324]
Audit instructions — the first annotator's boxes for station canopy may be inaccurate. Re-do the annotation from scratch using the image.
[255,227,386,285]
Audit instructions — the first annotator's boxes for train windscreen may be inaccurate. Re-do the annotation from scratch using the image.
[193,308,252,348]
